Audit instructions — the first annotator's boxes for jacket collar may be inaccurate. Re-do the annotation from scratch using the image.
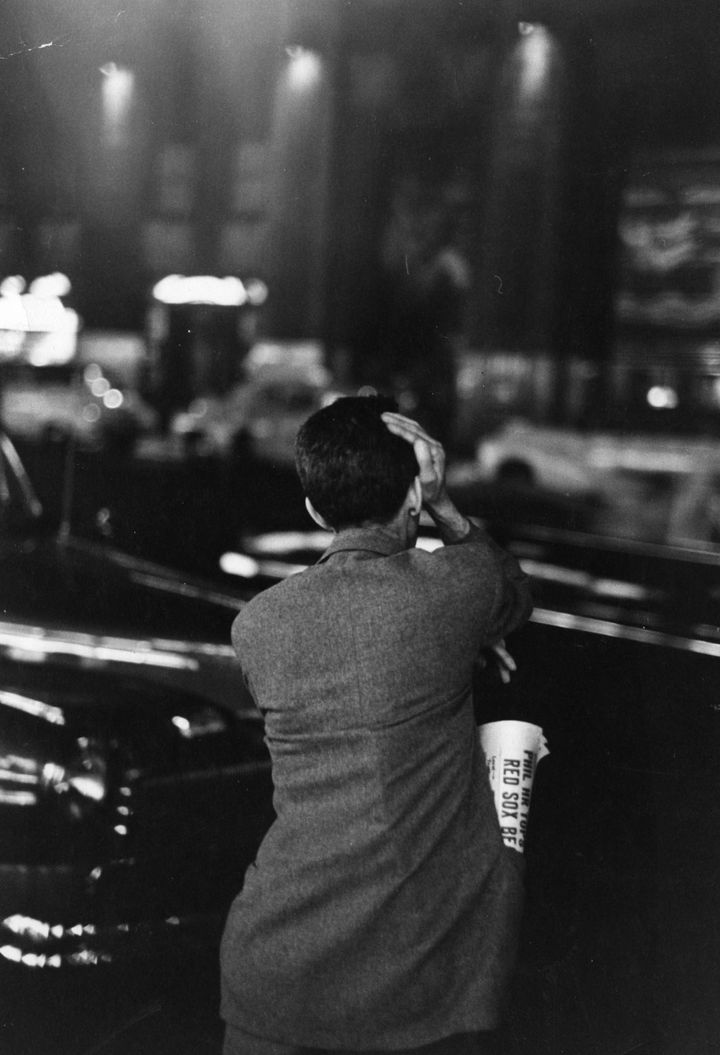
[317,524,410,563]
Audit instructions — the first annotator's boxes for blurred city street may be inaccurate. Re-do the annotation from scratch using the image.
[1,0,720,1053]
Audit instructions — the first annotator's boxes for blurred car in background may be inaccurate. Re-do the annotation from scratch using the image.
[1,361,158,453]
[170,340,345,464]
[0,431,273,972]
[471,419,720,548]
[475,418,720,493]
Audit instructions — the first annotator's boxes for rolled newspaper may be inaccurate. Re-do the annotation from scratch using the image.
[478,720,549,853]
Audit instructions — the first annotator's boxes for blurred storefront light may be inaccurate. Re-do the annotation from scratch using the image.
[82,404,102,423]
[100,63,135,148]
[285,46,323,92]
[0,276,25,298]
[517,24,554,102]
[88,376,111,397]
[647,385,679,409]
[151,274,268,307]
[28,273,72,299]
[102,389,124,410]
[0,275,79,365]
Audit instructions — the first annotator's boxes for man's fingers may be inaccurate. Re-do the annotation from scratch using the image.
[381,411,446,502]
[492,643,517,673]
[381,414,443,471]
[490,642,517,684]
[413,436,438,483]
[381,412,433,444]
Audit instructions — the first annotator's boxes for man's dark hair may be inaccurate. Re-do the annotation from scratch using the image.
[295,395,419,529]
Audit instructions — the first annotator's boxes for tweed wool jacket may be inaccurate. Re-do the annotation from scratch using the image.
[220,519,533,1050]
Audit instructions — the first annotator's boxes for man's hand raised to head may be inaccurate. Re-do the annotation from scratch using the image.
[381,412,446,505]
[381,412,471,542]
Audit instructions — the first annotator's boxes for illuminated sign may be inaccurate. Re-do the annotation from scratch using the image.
[0,274,79,365]
[151,274,268,307]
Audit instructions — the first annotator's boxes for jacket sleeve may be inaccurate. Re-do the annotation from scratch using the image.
[442,517,534,641]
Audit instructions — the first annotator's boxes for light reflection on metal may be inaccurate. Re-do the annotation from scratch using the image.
[532,606,720,658]
[242,530,331,554]
[0,622,201,670]
[0,911,222,968]
[220,532,444,580]
[0,946,64,968]
[0,766,38,786]
[220,553,306,580]
[68,773,106,802]
[171,707,227,739]
[127,571,244,615]
[519,559,655,602]
[0,753,37,775]
[41,759,107,804]
[0,789,37,806]
[219,552,262,579]
[1,433,43,518]
[0,758,43,802]
[171,715,191,736]
[39,760,70,794]
[9,949,65,967]
[0,689,65,725]
[67,949,102,966]
[4,915,50,941]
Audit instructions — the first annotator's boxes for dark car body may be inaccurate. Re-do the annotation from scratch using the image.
[0,434,274,971]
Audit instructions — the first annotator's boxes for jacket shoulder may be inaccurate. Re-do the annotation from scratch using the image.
[231,567,318,636]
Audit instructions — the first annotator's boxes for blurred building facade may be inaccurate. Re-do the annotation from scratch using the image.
[1,0,720,437]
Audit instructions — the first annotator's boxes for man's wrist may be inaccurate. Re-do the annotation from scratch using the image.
[426,495,471,543]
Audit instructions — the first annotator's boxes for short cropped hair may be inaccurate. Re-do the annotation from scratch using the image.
[295,395,419,530]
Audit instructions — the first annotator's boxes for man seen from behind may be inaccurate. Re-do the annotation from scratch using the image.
[221,396,534,1055]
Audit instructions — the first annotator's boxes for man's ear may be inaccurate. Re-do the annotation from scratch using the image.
[305,497,333,531]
